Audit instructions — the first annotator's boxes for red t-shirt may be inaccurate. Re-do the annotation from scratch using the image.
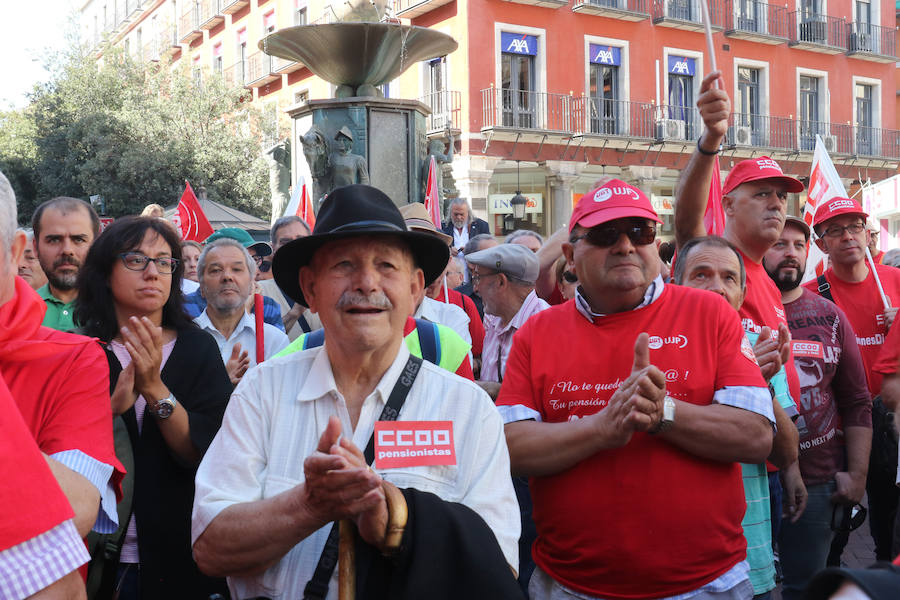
[497,285,765,599]
[0,373,74,550]
[433,286,485,357]
[0,278,125,495]
[739,251,802,410]
[803,264,900,395]
[871,318,900,391]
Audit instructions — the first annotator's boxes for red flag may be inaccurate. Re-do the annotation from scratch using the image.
[299,182,316,230]
[175,181,214,242]
[424,156,442,228]
[703,156,725,235]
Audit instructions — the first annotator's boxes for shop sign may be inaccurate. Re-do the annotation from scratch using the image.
[488,193,543,214]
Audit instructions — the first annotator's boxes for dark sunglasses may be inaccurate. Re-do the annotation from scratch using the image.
[570,221,656,248]
[258,260,272,273]
[562,271,578,284]
[831,503,867,532]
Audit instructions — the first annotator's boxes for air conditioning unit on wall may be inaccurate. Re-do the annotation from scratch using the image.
[822,135,837,152]
[850,32,872,52]
[656,118,686,140]
[734,125,753,146]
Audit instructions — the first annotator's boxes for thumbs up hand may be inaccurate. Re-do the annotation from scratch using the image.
[592,333,667,448]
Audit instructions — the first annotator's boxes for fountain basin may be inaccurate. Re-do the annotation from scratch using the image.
[260,23,458,89]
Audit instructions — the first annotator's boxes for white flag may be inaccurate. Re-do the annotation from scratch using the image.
[801,135,846,283]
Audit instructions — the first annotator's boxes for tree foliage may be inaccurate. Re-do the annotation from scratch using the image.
[1,43,273,225]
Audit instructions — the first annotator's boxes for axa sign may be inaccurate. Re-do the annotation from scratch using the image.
[667,56,695,77]
[589,44,621,66]
[501,32,538,56]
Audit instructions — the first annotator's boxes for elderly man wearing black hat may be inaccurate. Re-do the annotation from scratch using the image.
[191,185,522,600]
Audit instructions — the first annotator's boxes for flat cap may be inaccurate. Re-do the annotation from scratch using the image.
[466,243,539,284]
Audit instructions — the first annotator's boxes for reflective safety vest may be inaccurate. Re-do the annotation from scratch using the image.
[273,317,471,376]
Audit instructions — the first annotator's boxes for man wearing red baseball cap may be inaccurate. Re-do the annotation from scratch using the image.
[497,179,774,600]
[802,195,900,562]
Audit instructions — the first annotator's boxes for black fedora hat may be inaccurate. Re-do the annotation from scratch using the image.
[272,184,450,307]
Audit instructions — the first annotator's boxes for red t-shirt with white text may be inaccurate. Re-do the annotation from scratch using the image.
[497,285,766,599]
[803,264,900,395]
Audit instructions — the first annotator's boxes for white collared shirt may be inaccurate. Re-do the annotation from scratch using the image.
[481,289,550,383]
[192,343,520,600]
[194,309,289,369]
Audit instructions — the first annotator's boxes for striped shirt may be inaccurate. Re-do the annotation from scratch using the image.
[0,519,89,599]
[480,289,549,383]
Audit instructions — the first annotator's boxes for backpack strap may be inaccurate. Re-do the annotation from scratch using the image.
[817,274,835,303]
[414,318,441,366]
[302,328,326,350]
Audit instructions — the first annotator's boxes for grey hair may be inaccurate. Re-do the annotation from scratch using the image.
[883,248,900,268]
[447,197,472,223]
[463,233,495,256]
[271,215,311,245]
[0,171,16,248]
[198,238,257,281]
[506,229,544,247]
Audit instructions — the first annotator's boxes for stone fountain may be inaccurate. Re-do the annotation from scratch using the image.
[260,0,458,208]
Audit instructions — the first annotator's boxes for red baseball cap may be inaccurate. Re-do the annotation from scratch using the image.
[722,157,805,196]
[569,179,661,233]
[812,196,868,229]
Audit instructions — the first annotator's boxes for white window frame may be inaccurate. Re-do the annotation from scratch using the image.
[662,46,704,112]
[796,66,830,127]
[493,23,547,128]
[852,75,881,131]
[732,58,770,117]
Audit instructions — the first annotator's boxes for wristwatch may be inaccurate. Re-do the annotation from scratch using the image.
[149,394,177,420]
[649,396,676,434]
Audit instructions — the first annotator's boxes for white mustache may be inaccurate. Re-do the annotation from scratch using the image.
[336,291,392,310]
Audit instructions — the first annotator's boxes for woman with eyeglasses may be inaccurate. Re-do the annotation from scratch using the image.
[75,216,230,600]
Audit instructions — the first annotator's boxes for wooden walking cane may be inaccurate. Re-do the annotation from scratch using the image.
[338,519,356,600]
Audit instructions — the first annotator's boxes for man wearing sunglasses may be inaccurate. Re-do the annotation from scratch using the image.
[497,179,775,600]
[802,197,900,564]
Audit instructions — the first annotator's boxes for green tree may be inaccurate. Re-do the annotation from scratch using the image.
[4,43,273,225]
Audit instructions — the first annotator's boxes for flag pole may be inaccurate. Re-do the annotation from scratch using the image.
[700,0,719,89]
[865,247,890,310]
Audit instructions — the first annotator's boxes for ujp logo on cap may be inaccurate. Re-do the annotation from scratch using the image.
[827,199,855,211]
[594,185,640,203]
[756,158,782,172]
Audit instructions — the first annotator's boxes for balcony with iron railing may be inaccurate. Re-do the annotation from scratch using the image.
[392,0,455,18]
[271,55,304,74]
[246,51,279,87]
[482,88,577,133]
[221,0,250,14]
[572,0,650,22]
[199,0,225,30]
[788,12,847,53]
[419,90,462,133]
[179,5,202,43]
[479,90,900,160]
[846,22,897,62]
[500,0,569,11]
[570,97,657,138]
[723,0,789,43]
[224,60,248,87]
[652,0,725,31]
[124,0,145,21]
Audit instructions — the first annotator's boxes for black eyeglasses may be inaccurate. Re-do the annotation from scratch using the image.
[831,503,867,532]
[822,222,865,239]
[119,252,179,274]
[570,221,656,248]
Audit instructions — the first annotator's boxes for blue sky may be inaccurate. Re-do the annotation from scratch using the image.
[1,0,77,109]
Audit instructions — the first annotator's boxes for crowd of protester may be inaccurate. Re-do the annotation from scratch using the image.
[3,73,900,600]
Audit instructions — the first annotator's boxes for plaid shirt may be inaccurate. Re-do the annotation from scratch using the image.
[0,520,90,599]
[182,290,285,332]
